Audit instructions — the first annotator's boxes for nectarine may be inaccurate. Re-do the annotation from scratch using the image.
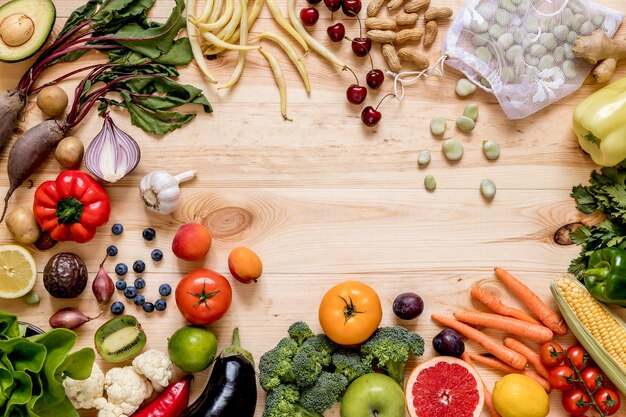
[172,223,212,261]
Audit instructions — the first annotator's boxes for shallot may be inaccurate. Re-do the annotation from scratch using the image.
[49,308,95,330]
[92,255,115,309]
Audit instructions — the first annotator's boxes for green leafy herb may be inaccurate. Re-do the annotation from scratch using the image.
[571,162,626,223]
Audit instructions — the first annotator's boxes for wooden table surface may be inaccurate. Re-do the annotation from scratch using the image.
[1,0,625,415]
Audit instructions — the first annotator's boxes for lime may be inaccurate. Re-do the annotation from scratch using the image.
[168,326,218,373]
[492,374,550,417]
[0,245,37,298]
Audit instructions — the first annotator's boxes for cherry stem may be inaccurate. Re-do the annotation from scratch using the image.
[367,49,374,70]
[375,93,395,111]
[354,14,363,38]
[345,66,360,85]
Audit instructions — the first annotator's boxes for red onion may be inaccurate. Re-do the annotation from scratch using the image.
[85,113,140,183]
[49,308,94,330]
[92,255,114,308]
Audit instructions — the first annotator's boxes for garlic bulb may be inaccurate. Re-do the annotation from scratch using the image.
[139,170,197,214]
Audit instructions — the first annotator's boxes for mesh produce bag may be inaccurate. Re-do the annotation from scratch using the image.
[442,0,623,119]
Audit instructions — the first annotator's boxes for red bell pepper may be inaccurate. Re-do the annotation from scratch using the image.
[133,375,192,417]
[33,170,111,243]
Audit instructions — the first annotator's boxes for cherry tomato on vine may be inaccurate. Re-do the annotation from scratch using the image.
[539,341,565,368]
[175,268,232,326]
[548,365,575,392]
[594,388,621,416]
[563,389,590,416]
[566,344,589,370]
[579,366,603,393]
[318,280,382,345]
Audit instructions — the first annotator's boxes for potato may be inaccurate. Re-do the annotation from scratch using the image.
[36,85,68,117]
[6,207,40,244]
[55,136,84,169]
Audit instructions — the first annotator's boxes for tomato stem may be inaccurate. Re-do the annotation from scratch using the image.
[338,295,365,323]
[188,280,221,309]
[564,350,606,417]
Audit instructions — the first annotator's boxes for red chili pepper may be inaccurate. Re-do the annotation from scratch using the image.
[32,170,110,243]
[133,375,192,417]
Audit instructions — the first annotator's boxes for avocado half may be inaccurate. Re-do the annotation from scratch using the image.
[0,0,55,63]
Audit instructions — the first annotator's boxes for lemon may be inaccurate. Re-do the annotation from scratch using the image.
[492,374,550,417]
[0,245,37,298]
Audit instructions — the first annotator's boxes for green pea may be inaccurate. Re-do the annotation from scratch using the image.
[430,117,447,136]
[480,179,496,199]
[456,116,476,133]
[442,139,464,161]
[463,103,479,122]
[424,175,437,191]
[455,79,476,97]
[417,150,431,167]
[23,291,40,305]
[482,140,500,160]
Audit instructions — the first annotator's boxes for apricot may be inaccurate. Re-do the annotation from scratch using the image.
[228,247,262,284]
[172,223,212,261]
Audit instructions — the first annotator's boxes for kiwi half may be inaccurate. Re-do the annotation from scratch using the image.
[94,315,146,363]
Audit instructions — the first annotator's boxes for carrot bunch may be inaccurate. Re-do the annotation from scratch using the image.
[432,267,568,398]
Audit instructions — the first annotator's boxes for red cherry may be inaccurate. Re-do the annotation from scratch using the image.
[361,106,381,126]
[366,69,384,89]
[300,7,319,25]
[342,0,362,16]
[324,0,342,12]
[346,84,367,104]
[351,37,371,57]
[327,23,346,42]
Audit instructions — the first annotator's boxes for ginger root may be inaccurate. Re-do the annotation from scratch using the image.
[573,29,626,65]
[592,59,618,84]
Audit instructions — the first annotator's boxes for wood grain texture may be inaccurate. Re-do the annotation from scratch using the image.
[0,0,626,416]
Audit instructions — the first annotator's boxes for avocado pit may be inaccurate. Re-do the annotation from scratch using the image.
[0,14,34,47]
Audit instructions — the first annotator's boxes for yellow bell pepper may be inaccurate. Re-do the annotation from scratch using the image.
[573,77,626,167]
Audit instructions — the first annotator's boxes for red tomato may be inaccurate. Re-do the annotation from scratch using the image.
[566,345,589,370]
[539,341,565,368]
[594,388,621,416]
[175,268,232,326]
[579,366,603,393]
[563,389,590,416]
[548,365,575,392]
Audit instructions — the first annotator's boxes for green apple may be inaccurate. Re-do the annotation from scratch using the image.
[340,373,405,417]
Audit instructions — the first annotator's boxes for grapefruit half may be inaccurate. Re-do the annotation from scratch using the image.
[405,356,484,417]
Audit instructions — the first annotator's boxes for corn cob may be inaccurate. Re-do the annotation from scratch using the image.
[551,277,626,394]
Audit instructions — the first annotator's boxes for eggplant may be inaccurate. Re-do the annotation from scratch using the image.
[180,328,257,417]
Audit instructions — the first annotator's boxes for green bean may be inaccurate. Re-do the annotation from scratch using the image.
[455,78,476,97]
[417,151,431,167]
[430,117,447,136]
[480,179,496,199]
[23,291,40,305]
[424,175,437,191]
[456,116,476,133]
[442,139,463,161]
[482,140,500,160]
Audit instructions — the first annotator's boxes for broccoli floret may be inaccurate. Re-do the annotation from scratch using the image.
[259,338,299,391]
[299,371,349,413]
[360,326,425,386]
[292,334,338,388]
[262,384,323,417]
[332,349,372,382]
[288,321,315,347]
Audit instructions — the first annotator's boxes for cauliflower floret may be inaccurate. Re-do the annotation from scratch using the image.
[100,366,153,415]
[63,362,105,409]
[94,398,126,417]
[132,349,173,392]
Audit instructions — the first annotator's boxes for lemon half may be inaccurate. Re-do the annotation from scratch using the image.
[0,245,37,298]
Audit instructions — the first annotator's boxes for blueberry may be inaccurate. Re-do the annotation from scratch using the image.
[151,249,163,262]
[111,301,125,315]
[134,278,146,290]
[134,294,146,306]
[142,228,156,241]
[158,284,172,297]
[106,245,118,256]
[115,263,128,276]
[115,280,127,291]
[154,299,167,311]
[143,302,155,313]
[124,286,137,299]
[133,260,146,273]
[111,223,124,235]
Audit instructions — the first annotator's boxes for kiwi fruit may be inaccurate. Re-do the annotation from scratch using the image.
[94,315,146,363]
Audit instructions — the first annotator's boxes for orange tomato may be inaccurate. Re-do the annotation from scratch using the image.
[318,280,382,345]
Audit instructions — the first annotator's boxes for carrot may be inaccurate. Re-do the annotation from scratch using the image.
[467,352,521,374]
[462,352,501,417]
[454,309,554,344]
[431,314,528,370]
[470,286,542,326]
[494,267,568,335]
[522,369,552,393]
[503,337,551,380]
